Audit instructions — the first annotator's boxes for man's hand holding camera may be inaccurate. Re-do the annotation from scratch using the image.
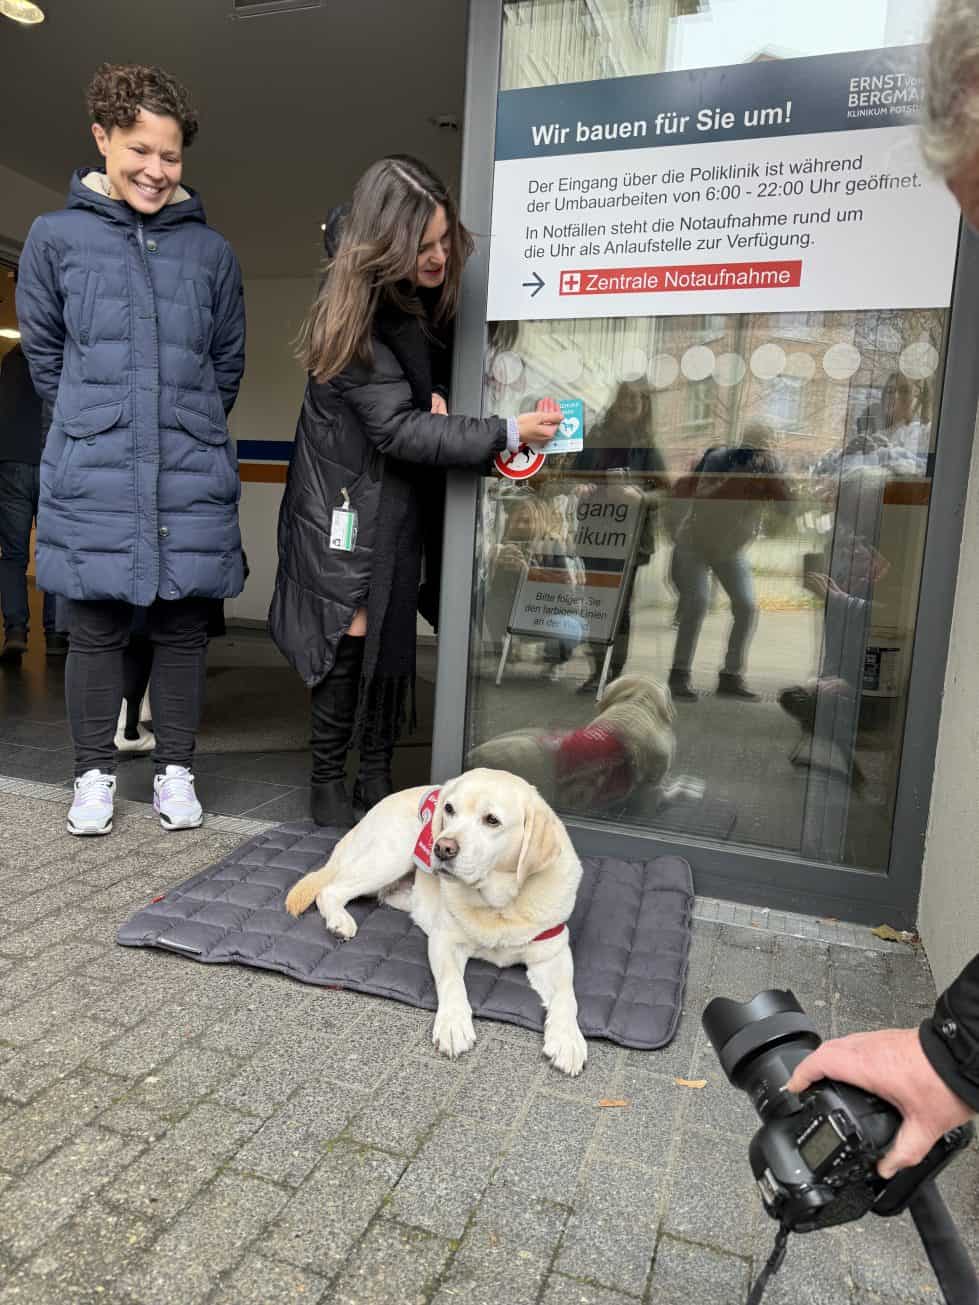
[787,1027,975,1179]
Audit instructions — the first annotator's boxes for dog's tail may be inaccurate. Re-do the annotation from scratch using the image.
[285,861,338,917]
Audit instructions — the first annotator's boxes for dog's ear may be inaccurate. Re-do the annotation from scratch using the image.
[596,675,634,710]
[430,784,448,841]
[515,787,562,885]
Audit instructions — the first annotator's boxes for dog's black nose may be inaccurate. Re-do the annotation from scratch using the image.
[434,837,459,861]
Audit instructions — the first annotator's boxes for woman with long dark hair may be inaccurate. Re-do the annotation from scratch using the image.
[270,155,559,828]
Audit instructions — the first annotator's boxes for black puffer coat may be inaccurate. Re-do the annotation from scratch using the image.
[269,311,506,688]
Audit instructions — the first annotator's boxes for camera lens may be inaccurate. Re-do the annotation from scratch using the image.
[702,989,821,1121]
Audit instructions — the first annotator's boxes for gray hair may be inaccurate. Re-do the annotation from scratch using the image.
[739,419,778,450]
[923,0,979,176]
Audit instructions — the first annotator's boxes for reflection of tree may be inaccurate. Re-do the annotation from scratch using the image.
[500,0,704,92]
[484,306,946,479]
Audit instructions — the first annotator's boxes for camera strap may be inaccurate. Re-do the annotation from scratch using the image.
[907,1182,979,1305]
[746,1223,790,1305]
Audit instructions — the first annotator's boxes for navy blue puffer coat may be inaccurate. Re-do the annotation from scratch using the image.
[16,170,246,605]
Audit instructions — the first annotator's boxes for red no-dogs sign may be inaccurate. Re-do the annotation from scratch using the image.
[494,445,545,480]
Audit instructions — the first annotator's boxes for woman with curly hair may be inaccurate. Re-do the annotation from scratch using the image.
[16,63,246,836]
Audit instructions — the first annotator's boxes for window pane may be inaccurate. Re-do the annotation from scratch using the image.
[468,306,942,870]
[467,0,947,872]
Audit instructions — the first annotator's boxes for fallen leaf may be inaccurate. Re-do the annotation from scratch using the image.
[871,924,919,945]
[675,1078,708,1090]
[597,1098,630,1108]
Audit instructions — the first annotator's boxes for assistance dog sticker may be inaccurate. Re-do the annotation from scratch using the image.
[544,398,584,455]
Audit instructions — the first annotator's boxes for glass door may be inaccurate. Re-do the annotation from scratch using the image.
[434,0,979,924]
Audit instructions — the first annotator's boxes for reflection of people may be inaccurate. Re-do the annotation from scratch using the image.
[269,156,560,829]
[781,467,891,781]
[17,63,246,837]
[0,340,65,662]
[879,372,930,460]
[573,380,670,694]
[668,421,794,702]
[841,372,930,475]
[787,954,978,1178]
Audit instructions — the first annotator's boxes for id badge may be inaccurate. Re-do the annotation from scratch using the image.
[330,507,358,552]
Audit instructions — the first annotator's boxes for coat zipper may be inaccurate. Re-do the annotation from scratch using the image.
[135,219,161,594]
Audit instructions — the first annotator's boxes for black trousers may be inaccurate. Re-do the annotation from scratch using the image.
[64,597,210,777]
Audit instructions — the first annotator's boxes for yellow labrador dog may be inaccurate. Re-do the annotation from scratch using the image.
[469,673,675,812]
[285,768,587,1076]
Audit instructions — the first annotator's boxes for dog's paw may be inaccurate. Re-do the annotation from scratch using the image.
[432,1006,476,1059]
[544,1024,588,1077]
[319,898,357,941]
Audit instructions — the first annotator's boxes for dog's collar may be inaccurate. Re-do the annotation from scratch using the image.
[413,786,440,873]
[414,786,567,943]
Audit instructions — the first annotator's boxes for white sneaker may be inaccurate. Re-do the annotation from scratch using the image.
[115,703,156,754]
[153,765,203,831]
[67,769,116,836]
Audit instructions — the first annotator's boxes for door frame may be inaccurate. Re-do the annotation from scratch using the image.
[432,0,979,928]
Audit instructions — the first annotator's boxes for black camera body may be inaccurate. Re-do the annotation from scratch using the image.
[703,989,975,1234]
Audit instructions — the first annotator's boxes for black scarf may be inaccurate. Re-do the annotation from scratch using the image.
[354,297,434,740]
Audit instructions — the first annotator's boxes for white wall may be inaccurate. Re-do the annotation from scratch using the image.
[0,162,64,248]
[225,275,311,623]
[919,411,979,991]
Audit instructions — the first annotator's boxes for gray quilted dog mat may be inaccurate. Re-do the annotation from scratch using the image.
[117,820,694,1051]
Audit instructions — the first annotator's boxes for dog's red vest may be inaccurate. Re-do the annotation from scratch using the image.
[412,787,566,944]
[540,721,632,807]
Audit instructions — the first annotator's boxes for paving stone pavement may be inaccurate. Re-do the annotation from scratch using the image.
[0,792,976,1304]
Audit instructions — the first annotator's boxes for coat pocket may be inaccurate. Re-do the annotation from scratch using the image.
[185,280,205,356]
[54,399,124,498]
[174,403,238,504]
[174,404,229,446]
[78,270,100,345]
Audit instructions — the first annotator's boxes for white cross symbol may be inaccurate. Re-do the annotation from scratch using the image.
[560,271,581,294]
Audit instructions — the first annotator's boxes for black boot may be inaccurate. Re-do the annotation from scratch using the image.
[310,636,364,828]
[353,676,403,815]
[0,626,27,664]
[668,668,698,702]
[717,671,760,702]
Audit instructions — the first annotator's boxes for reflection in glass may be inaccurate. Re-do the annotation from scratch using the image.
[467,0,948,873]
[467,304,944,873]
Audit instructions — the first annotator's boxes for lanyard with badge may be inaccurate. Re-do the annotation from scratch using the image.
[330,488,358,552]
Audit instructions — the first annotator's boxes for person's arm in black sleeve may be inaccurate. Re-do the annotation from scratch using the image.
[211,243,246,416]
[332,342,506,469]
[15,218,66,408]
[919,953,979,1112]
[645,442,672,493]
